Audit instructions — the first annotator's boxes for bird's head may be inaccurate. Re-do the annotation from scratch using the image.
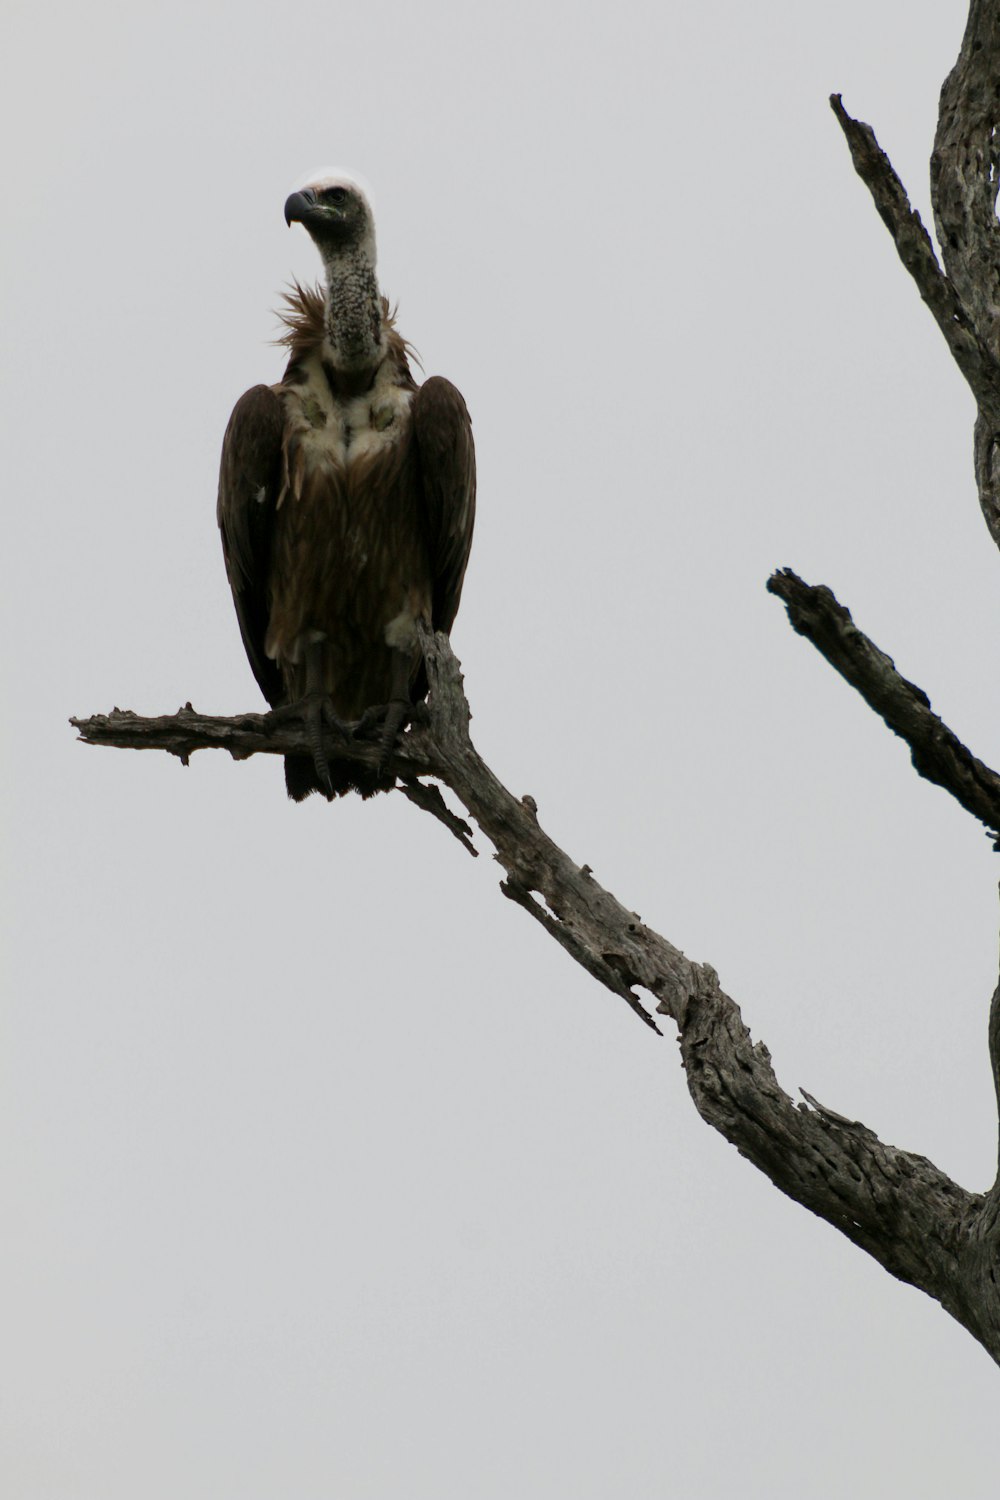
[283,172,377,265]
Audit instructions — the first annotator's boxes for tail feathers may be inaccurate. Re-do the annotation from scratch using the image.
[284,753,390,802]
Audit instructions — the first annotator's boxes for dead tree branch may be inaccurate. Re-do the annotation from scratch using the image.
[71,627,1000,1361]
[933,3,1000,554]
[768,568,1000,844]
[71,701,437,778]
[933,1,1000,354]
[834,25,1000,551]
[830,93,1000,427]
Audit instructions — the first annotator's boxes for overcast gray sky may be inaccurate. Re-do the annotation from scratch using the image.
[4,0,1000,1494]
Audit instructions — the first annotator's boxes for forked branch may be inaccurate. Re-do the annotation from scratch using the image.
[830,93,1000,426]
[72,625,1000,1359]
[834,31,1000,552]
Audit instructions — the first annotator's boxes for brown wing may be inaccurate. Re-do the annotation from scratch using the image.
[411,376,476,634]
[217,384,286,706]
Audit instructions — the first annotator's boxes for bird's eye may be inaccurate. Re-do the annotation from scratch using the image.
[324,186,348,204]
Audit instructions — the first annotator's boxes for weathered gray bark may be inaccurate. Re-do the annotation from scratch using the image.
[70,600,1000,1361]
[935,5,1000,552]
[73,2,1000,1366]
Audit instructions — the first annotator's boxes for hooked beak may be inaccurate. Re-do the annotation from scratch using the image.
[284,188,318,227]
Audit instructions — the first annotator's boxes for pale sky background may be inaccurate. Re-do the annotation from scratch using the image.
[4,0,1000,1495]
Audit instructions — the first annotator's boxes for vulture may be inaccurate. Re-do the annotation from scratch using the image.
[218,174,476,800]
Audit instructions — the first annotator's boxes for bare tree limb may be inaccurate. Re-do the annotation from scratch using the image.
[71,702,435,777]
[830,93,1000,428]
[71,630,1000,1359]
[676,963,987,1347]
[933,2,1000,354]
[397,776,478,856]
[834,66,1000,555]
[818,31,1000,1359]
[932,4,1000,554]
[768,568,1000,844]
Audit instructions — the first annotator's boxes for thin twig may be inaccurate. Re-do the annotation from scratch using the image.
[397,777,478,856]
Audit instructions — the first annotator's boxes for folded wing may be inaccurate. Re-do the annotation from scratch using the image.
[217,384,286,707]
[412,375,476,636]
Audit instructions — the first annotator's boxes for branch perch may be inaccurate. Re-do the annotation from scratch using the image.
[71,702,436,777]
[72,629,1000,1358]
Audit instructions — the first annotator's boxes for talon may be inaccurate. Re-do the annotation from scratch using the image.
[305,695,335,797]
[270,692,349,796]
[352,705,383,739]
[348,697,412,769]
[320,698,349,738]
[377,697,412,774]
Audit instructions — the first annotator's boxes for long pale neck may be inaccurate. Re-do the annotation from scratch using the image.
[321,244,386,376]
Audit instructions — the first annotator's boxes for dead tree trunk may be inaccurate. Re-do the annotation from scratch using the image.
[72,1,1000,1367]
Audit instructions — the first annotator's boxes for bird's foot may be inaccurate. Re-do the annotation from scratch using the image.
[353,697,413,774]
[268,694,350,797]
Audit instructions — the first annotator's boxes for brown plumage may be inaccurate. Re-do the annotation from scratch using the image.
[217,179,475,800]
